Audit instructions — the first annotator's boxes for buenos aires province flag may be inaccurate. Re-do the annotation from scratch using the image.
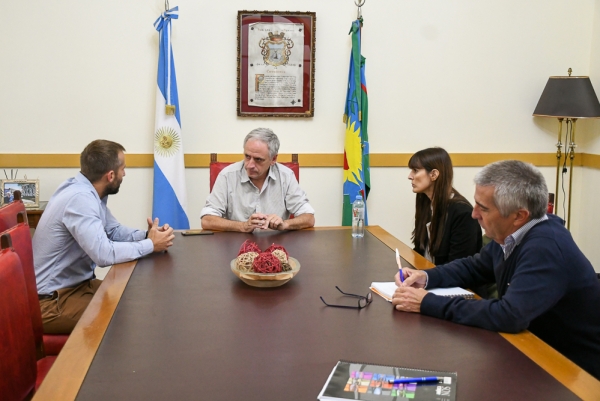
[152,6,189,229]
[342,18,370,226]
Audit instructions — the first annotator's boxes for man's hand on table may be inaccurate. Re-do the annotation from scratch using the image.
[147,218,175,252]
[241,213,269,232]
[147,217,171,232]
[392,268,428,313]
[395,268,427,288]
[262,214,288,231]
[242,213,288,231]
[392,287,427,313]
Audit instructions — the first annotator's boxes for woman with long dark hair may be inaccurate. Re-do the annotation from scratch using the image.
[408,147,481,264]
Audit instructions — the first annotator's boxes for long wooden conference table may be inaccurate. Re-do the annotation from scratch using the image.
[34,227,600,400]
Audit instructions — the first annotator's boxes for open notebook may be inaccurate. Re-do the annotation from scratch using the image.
[370,282,474,302]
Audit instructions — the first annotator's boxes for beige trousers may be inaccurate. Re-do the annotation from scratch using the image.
[39,279,103,334]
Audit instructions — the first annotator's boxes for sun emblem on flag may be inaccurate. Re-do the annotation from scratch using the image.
[343,121,363,185]
[154,127,181,157]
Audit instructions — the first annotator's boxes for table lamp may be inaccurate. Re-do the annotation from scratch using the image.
[532,68,600,229]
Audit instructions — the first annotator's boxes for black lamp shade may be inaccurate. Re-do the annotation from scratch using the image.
[533,76,600,118]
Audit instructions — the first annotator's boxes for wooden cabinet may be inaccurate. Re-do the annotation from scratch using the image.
[26,201,47,228]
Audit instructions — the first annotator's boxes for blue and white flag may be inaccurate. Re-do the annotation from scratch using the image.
[152,6,189,229]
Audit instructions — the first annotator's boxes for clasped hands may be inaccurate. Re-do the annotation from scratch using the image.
[242,213,288,232]
[146,217,175,252]
[391,268,428,313]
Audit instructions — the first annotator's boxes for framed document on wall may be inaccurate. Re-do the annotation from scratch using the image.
[237,10,316,117]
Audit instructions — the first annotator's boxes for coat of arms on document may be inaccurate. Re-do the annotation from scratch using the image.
[247,22,304,107]
[259,31,294,67]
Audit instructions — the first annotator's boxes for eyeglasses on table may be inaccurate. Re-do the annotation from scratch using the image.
[320,286,373,309]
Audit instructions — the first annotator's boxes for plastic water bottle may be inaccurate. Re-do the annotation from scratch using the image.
[352,195,365,238]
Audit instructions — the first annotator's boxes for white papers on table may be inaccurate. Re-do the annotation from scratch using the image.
[369,282,474,302]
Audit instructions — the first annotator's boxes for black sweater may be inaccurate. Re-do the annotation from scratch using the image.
[416,201,482,265]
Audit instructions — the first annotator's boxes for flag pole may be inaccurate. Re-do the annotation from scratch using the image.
[355,0,365,19]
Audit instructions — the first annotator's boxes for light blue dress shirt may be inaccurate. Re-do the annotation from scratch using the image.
[33,172,153,295]
[500,214,548,260]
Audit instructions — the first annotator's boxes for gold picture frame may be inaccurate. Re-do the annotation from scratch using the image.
[237,10,316,117]
[1,179,40,208]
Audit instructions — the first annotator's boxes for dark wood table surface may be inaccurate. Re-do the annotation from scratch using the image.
[33,227,599,400]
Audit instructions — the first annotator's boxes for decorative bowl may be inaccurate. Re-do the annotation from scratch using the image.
[230,257,301,288]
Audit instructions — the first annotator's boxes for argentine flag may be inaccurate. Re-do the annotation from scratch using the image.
[152,6,189,229]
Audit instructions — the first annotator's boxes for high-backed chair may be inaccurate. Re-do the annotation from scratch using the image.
[209,153,300,191]
[4,213,45,359]
[1,233,57,393]
[3,212,69,358]
[0,236,37,401]
[0,190,26,232]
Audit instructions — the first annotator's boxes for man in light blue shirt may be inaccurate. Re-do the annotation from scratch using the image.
[33,139,175,334]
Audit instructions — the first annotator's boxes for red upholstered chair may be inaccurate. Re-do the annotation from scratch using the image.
[1,233,58,394]
[209,153,300,191]
[3,212,69,359]
[0,236,37,401]
[0,190,26,232]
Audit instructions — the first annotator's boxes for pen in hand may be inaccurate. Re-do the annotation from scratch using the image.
[388,376,443,384]
[396,248,404,283]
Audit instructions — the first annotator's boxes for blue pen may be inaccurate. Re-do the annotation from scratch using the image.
[388,376,442,384]
[396,248,404,283]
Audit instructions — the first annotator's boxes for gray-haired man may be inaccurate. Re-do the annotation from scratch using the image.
[200,128,315,232]
[393,160,600,380]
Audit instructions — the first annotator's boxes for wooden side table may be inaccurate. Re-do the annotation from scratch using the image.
[26,201,47,229]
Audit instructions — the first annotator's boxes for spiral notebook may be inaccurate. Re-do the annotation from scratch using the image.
[318,360,457,400]
[370,282,474,302]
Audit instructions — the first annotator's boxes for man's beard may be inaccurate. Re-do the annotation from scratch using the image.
[106,180,121,195]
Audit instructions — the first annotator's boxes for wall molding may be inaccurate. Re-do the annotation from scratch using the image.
[1,152,598,168]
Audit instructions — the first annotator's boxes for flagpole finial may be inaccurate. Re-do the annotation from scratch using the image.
[354,0,365,19]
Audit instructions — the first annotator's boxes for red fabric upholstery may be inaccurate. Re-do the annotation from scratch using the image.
[0,245,37,401]
[281,161,299,182]
[2,221,44,357]
[0,199,26,233]
[35,355,57,390]
[209,162,232,192]
[42,334,69,355]
[209,158,300,191]
[2,215,69,358]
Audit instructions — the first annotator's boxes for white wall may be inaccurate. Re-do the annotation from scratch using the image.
[2,0,597,154]
[577,0,600,270]
[2,0,599,270]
